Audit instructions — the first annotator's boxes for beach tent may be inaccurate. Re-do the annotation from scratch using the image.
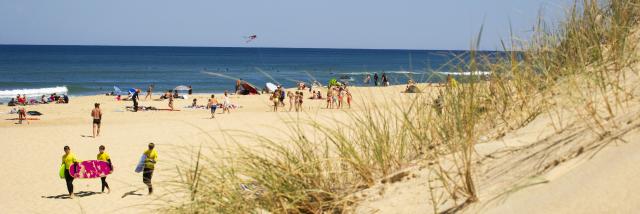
[240,82,259,95]
[174,85,190,91]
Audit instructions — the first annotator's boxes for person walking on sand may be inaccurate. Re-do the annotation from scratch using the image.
[91,103,102,138]
[235,79,242,94]
[132,89,140,112]
[62,146,79,198]
[145,85,153,100]
[272,88,281,112]
[287,91,294,112]
[17,107,28,124]
[222,91,231,114]
[97,145,112,193]
[142,143,158,195]
[167,94,174,111]
[326,87,333,109]
[346,89,352,108]
[207,95,219,119]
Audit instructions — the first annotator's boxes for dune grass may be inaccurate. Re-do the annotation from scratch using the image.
[165,0,640,213]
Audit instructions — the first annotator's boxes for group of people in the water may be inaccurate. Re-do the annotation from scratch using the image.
[363,72,390,86]
[61,143,157,199]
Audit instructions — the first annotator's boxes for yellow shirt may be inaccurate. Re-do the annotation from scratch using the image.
[61,153,79,170]
[143,149,158,169]
[449,78,459,88]
[97,152,110,161]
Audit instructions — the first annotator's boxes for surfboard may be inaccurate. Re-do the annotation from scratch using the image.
[69,160,112,179]
[135,154,146,173]
[59,164,65,179]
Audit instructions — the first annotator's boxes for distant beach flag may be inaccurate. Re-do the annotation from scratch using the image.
[245,34,257,43]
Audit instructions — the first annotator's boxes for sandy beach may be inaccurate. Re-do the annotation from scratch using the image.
[0,84,425,213]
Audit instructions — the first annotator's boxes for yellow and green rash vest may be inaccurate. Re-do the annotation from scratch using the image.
[61,153,79,170]
[97,152,110,161]
[143,149,158,169]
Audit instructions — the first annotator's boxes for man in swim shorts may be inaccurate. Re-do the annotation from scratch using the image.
[91,103,102,138]
[208,95,219,119]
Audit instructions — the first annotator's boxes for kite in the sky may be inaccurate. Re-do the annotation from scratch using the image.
[245,34,257,43]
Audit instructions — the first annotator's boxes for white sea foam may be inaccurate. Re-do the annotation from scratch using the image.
[436,71,492,76]
[0,86,68,99]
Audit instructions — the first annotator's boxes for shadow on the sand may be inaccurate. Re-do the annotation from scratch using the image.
[42,191,101,199]
[121,190,144,198]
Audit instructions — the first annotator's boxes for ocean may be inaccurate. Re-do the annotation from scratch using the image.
[0,45,502,101]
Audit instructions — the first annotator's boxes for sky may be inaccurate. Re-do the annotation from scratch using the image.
[0,0,569,50]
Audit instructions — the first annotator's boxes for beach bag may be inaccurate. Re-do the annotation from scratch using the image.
[59,164,65,179]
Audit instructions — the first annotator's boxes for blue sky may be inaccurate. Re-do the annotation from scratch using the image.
[0,0,568,50]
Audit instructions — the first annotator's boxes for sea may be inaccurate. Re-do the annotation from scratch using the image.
[0,45,503,101]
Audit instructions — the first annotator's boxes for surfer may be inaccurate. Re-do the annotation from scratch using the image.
[62,146,79,198]
[207,95,219,119]
[142,143,158,195]
[132,89,140,112]
[91,103,102,138]
[97,145,112,193]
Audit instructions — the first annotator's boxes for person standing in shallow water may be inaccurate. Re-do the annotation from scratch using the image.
[142,143,158,195]
[62,146,79,198]
[97,145,112,193]
[91,103,102,138]
[373,73,379,86]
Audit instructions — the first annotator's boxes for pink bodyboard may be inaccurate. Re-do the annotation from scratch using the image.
[69,160,112,179]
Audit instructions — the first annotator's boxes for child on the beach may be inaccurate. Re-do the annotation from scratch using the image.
[142,143,158,195]
[326,87,333,109]
[97,145,112,193]
[61,146,79,198]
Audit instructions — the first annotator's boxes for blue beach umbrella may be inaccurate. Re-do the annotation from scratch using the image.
[113,86,122,95]
[128,88,136,94]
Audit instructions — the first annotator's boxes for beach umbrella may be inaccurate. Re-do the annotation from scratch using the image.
[113,86,122,95]
[266,82,277,92]
[174,85,190,91]
[128,88,136,94]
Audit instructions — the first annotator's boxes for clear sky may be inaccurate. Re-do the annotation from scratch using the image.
[0,0,569,50]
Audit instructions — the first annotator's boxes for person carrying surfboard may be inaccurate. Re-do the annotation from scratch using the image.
[91,103,102,138]
[61,146,79,198]
[142,143,158,195]
[97,145,112,193]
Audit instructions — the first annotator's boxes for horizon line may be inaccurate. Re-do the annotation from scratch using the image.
[0,43,506,52]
